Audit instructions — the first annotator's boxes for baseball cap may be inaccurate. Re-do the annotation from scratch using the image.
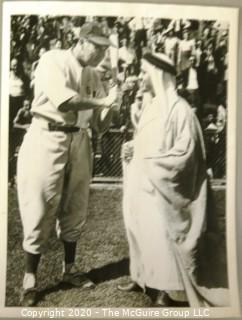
[79,22,114,47]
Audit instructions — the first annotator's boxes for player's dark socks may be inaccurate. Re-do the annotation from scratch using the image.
[24,251,41,274]
[63,240,77,264]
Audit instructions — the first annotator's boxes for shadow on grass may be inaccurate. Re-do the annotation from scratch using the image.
[36,258,189,307]
[37,258,129,302]
[87,257,129,283]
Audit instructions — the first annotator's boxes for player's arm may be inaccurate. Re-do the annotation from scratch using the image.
[59,95,104,112]
[36,54,117,113]
[59,88,116,112]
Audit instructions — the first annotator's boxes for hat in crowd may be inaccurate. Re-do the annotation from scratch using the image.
[162,25,174,36]
[142,52,176,76]
[182,20,192,31]
[152,19,163,32]
[79,22,113,47]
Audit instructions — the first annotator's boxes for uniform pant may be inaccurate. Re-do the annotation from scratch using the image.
[17,118,92,254]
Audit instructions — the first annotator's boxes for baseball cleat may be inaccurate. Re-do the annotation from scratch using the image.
[117,281,142,292]
[20,287,38,307]
[62,266,95,288]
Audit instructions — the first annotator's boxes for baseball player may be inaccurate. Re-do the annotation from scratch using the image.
[17,22,117,306]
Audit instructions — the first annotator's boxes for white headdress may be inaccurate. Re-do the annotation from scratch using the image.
[141,52,179,121]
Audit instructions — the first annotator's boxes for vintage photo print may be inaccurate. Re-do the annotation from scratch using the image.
[0,1,240,318]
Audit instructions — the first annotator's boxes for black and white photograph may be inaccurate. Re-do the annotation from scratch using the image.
[0,1,240,318]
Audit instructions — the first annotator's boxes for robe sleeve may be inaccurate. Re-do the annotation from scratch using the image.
[144,101,206,209]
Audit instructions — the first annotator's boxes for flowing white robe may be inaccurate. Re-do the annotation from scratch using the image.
[123,95,229,306]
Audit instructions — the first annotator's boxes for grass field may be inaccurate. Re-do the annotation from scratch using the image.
[6,184,226,307]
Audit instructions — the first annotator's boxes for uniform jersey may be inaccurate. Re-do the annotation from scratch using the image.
[32,49,92,127]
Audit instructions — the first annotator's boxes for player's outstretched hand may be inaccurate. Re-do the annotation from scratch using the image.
[121,141,134,163]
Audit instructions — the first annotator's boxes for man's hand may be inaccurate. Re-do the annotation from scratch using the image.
[59,86,118,113]
[121,141,134,164]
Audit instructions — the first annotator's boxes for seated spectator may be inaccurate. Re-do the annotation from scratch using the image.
[71,16,83,39]
[216,102,226,133]
[12,98,33,177]
[9,57,30,185]
[201,26,211,49]
[194,39,203,68]
[177,28,195,73]
[167,18,191,38]
[55,38,63,49]
[109,25,119,81]
[180,55,201,117]
[13,98,33,132]
[116,17,131,45]
[9,57,30,127]
[163,26,178,66]
[215,37,227,80]
[214,102,226,178]
[63,31,75,49]
[118,38,136,69]
[49,38,58,50]
[128,17,147,61]
[204,123,218,179]
[31,46,47,72]
[209,25,218,51]
[59,16,72,38]
[119,85,133,131]
[130,90,143,131]
[203,43,218,104]
[96,59,113,95]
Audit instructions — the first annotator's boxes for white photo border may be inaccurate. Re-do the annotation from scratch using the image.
[0,1,240,318]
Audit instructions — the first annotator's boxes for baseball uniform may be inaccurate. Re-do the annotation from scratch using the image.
[17,49,102,254]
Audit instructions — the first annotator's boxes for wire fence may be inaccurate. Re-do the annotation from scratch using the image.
[92,128,226,180]
[8,127,226,186]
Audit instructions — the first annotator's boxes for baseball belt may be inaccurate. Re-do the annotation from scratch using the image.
[48,122,80,133]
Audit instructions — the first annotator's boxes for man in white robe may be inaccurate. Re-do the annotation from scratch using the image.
[118,52,229,307]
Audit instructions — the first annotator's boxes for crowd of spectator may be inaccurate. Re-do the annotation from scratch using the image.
[9,15,228,184]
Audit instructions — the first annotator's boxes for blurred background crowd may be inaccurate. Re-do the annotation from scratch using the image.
[9,15,228,185]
